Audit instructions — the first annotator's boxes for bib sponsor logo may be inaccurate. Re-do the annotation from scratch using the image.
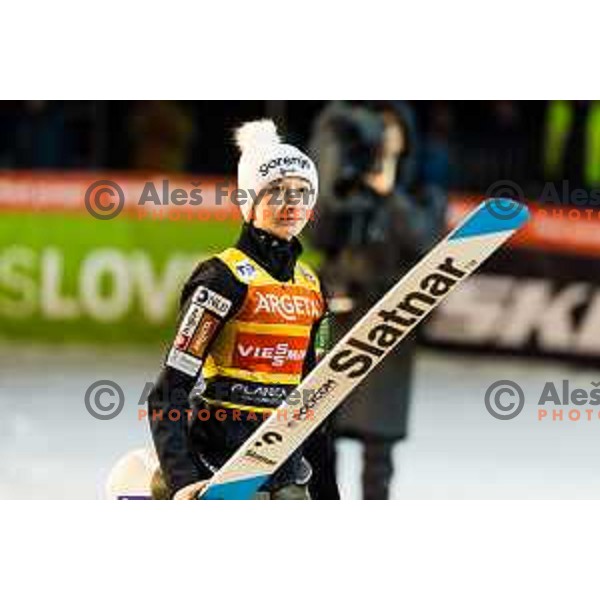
[230,383,288,401]
[191,285,232,317]
[238,285,323,325]
[174,304,204,351]
[233,333,308,374]
[235,260,257,282]
[255,291,321,322]
[166,347,203,376]
[188,312,220,358]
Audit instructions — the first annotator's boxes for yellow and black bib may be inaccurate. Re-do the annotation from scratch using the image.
[202,248,325,390]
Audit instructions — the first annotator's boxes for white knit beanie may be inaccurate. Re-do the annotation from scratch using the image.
[235,119,319,221]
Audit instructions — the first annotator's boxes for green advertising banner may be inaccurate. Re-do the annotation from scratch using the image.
[0,172,249,344]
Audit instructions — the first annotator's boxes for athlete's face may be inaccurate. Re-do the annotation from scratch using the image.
[252,176,314,240]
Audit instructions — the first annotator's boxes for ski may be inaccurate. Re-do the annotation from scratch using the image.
[199,198,530,499]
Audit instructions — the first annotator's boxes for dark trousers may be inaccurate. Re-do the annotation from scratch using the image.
[331,436,396,500]
[362,437,395,500]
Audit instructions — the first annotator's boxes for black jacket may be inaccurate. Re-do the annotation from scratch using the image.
[147,222,339,499]
[308,102,446,440]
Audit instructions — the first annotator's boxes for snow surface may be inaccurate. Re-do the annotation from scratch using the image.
[1,344,598,499]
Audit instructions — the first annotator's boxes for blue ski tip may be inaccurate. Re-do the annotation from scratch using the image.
[199,475,269,500]
[449,199,530,240]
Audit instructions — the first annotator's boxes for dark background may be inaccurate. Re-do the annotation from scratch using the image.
[0,100,550,193]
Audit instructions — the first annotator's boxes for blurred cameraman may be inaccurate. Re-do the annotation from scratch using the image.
[306,101,447,499]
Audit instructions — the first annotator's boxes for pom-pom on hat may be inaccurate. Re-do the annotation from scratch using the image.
[235,119,318,221]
